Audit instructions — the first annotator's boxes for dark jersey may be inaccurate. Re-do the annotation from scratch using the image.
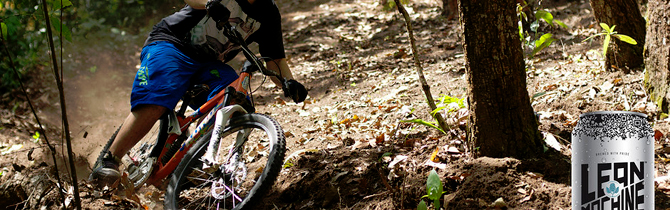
[144,0,285,62]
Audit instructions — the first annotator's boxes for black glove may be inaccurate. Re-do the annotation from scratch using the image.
[283,79,308,103]
[206,0,231,23]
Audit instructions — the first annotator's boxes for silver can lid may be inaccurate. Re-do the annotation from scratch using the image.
[579,111,647,118]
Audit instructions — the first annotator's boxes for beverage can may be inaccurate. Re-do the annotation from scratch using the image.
[571,111,654,210]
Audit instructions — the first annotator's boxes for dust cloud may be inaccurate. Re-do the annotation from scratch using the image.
[47,52,138,172]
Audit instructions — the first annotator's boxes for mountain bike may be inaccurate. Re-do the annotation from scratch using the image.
[92,22,290,209]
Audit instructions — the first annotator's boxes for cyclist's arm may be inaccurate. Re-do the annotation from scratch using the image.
[186,0,257,9]
[185,0,207,9]
[266,58,294,86]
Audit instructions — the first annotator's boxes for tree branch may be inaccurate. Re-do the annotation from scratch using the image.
[393,0,450,135]
[39,1,82,209]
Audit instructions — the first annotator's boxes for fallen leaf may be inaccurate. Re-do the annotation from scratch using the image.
[519,189,534,203]
[543,84,558,91]
[430,147,440,162]
[388,155,408,169]
[400,138,419,147]
[285,131,294,138]
[458,173,471,181]
[655,130,664,141]
[331,171,349,183]
[543,132,561,151]
[600,81,614,92]
[527,172,544,179]
[1,144,23,155]
[393,48,407,58]
[368,139,378,147]
[491,197,507,208]
[375,133,385,144]
[658,182,670,191]
[326,143,339,149]
[423,159,447,169]
[304,127,321,134]
[274,96,286,105]
[518,188,527,195]
[351,140,370,150]
[612,78,623,86]
[446,146,461,154]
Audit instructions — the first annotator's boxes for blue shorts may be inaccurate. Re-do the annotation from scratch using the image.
[130,41,239,111]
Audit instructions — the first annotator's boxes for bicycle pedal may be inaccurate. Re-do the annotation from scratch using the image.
[127,157,156,187]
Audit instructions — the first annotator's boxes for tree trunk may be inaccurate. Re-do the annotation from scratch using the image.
[644,0,670,114]
[460,1,543,158]
[590,0,646,71]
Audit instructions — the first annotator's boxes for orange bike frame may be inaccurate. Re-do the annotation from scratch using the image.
[145,71,252,186]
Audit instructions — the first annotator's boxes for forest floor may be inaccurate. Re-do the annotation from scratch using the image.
[2,0,670,209]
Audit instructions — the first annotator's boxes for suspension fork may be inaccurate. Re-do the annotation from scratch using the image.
[201,104,248,172]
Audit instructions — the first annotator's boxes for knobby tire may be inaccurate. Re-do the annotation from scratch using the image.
[164,113,286,210]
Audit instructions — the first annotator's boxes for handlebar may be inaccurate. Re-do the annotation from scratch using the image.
[219,22,286,85]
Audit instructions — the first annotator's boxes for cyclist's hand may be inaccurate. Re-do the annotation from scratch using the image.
[206,0,230,23]
[283,79,308,103]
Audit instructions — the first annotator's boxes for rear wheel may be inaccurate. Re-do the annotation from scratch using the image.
[164,113,286,210]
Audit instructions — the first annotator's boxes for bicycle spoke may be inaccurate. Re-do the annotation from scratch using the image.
[166,114,286,210]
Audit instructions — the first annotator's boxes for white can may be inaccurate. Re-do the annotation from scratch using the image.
[571,111,654,210]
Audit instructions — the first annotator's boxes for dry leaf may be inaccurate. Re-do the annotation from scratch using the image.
[543,84,558,91]
[446,146,461,154]
[527,172,544,179]
[375,133,385,144]
[543,132,561,151]
[658,183,670,191]
[518,188,527,195]
[351,140,369,150]
[600,81,614,92]
[274,96,286,105]
[326,143,339,149]
[655,130,664,141]
[491,197,507,208]
[519,189,534,203]
[430,147,440,162]
[304,127,321,134]
[388,155,408,169]
[424,160,447,169]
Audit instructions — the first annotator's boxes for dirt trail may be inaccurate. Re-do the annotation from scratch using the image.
[4,0,670,209]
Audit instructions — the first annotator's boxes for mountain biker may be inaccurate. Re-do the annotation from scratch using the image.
[88,0,308,187]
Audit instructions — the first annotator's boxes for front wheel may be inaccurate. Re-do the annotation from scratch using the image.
[164,113,286,210]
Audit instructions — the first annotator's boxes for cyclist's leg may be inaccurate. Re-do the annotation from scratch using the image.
[91,41,204,184]
[108,105,166,158]
[188,62,239,107]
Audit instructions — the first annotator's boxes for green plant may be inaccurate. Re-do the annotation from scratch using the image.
[516,1,568,58]
[1,22,6,40]
[32,131,40,143]
[402,95,464,134]
[383,0,410,11]
[0,0,74,92]
[583,23,638,58]
[417,169,445,210]
[431,94,465,115]
[402,119,446,134]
